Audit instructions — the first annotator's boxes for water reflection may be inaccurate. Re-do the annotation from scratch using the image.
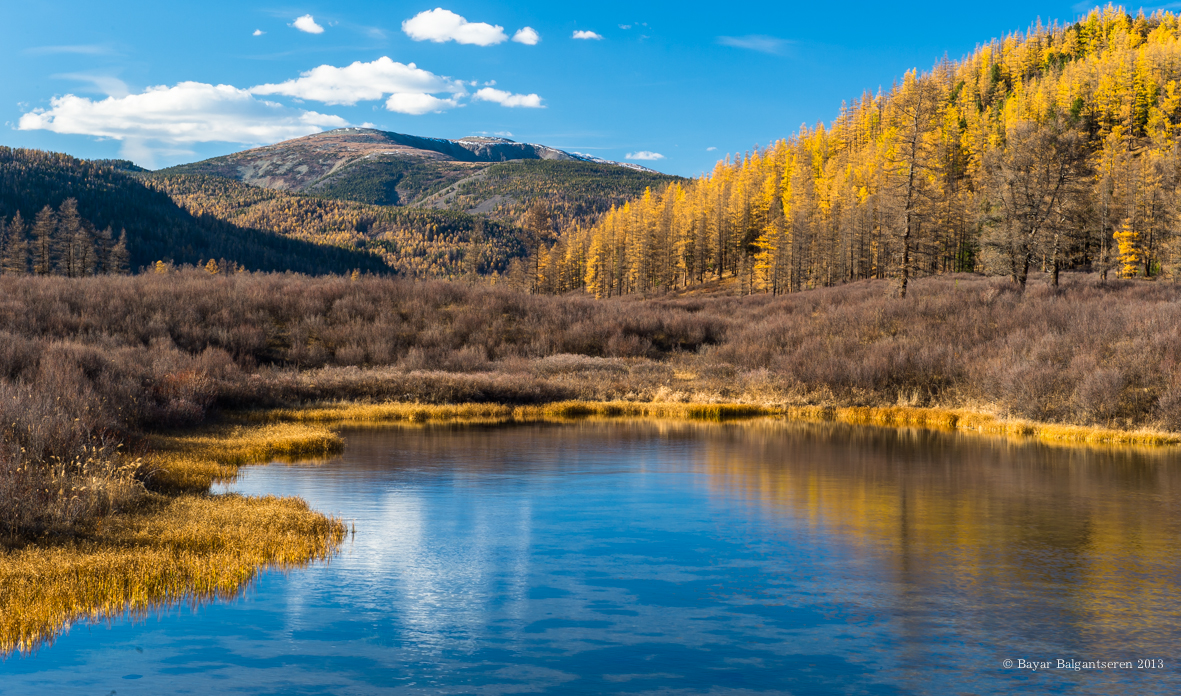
[2,419,1178,695]
[699,421,1181,656]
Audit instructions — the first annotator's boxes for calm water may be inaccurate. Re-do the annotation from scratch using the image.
[2,420,1180,695]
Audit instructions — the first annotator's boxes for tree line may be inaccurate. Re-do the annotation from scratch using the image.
[0,147,389,276]
[145,174,526,279]
[0,199,129,276]
[535,6,1181,297]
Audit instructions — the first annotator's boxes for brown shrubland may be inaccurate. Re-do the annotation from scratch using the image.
[3,270,1181,537]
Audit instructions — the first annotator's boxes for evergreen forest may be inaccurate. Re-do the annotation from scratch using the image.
[144,174,528,279]
[0,148,388,276]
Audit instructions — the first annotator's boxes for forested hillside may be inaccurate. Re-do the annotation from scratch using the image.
[545,6,1181,297]
[145,174,527,278]
[0,148,388,275]
[412,160,681,229]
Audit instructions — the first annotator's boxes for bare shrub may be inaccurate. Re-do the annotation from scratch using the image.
[1071,368,1126,424]
[5,270,1181,537]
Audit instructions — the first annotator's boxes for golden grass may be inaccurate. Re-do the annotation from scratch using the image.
[142,422,344,492]
[784,405,1181,446]
[247,400,1181,447]
[1,421,349,656]
[0,494,345,655]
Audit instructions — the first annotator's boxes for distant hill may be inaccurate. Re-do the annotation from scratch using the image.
[143,174,527,279]
[410,159,681,229]
[0,147,388,275]
[156,128,679,227]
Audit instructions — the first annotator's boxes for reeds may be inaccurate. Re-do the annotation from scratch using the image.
[142,423,344,492]
[244,398,1181,447]
[0,421,348,656]
[0,494,345,656]
[783,405,1181,446]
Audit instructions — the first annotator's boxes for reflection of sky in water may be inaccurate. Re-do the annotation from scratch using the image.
[2,421,1179,694]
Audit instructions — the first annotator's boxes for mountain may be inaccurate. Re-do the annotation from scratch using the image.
[0,147,388,275]
[155,128,679,227]
[408,159,681,229]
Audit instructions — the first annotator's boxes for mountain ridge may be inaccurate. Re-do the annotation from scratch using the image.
[151,128,677,229]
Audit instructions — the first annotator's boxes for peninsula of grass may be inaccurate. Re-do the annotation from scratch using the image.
[0,422,347,656]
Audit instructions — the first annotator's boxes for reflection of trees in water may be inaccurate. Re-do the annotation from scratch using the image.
[698,421,1181,650]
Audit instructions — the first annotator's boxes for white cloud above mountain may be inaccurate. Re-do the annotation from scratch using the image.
[385,93,460,115]
[626,151,664,160]
[512,27,540,45]
[291,15,324,34]
[572,30,603,40]
[250,57,464,106]
[472,87,543,108]
[17,82,346,164]
[402,9,506,46]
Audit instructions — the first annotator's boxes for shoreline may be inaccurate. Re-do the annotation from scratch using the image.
[0,422,348,657]
[4,398,1177,656]
[243,399,1181,448]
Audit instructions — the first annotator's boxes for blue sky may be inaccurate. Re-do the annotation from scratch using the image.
[4,1,1108,175]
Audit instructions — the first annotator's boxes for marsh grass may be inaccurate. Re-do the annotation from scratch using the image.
[245,400,1181,447]
[783,405,1181,446]
[0,494,345,656]
[142,423,345,493]
[0,421,347,657]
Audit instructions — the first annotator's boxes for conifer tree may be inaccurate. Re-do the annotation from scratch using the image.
[109,230,130,275]
[57,198,83,276]
[32,206,56,276]
[2,212,28,276]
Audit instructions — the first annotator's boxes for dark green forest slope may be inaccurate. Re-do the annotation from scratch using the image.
[143,174,528,278]
[0,148,388,275]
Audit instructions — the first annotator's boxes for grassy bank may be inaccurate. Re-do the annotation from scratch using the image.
[0,422,347,656]
[244,399,1181,447]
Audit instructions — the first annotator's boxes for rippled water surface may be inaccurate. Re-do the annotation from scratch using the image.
[3,420,1181,694]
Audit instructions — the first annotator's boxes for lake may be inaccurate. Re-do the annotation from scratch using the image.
[2,419,1178,694]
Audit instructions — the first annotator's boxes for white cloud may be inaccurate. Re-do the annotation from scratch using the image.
[619,24,631,29]
[626,151,664,160]
[572,30,602,40]
[495,131,513,137]
[706,146,717,151]
[402,9,506,46]
[18,82,346,159]
[717,35,789,55]
[251,57,463,106]
[253,29,264,36]
[512,27,540,45]
[472,87,543,108]
[292,14,324,34]
[385,93,460,115]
